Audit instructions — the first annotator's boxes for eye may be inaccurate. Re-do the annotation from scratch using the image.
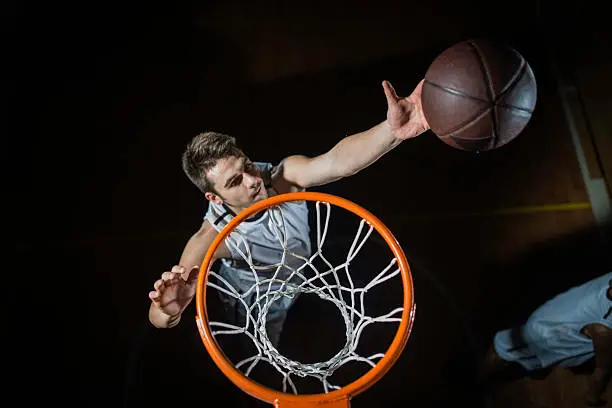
[245,161,258,175]
[231,175,243,187]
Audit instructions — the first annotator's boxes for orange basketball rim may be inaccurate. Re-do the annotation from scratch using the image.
[195,192,416,407]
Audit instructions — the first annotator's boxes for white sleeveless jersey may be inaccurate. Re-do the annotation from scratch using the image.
[204,162,311,283]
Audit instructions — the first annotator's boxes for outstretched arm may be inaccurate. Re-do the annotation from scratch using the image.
[278,80,429,189]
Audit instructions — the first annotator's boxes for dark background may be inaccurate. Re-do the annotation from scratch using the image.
[8,1,612,407]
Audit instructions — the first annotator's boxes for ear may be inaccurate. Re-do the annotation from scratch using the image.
[205,191,223,204]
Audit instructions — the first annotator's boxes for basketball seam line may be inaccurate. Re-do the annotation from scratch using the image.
[469,41,498,149]
[494,61,531,115]
[423,80,490,103]
[497,56,526,100]
[498,104,533,114]
[425,81,533,113]
[469,42,497,101]
[437,106,493,138]
[446,134,493,141]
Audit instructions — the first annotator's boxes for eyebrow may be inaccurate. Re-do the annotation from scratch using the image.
[223,157,247,188]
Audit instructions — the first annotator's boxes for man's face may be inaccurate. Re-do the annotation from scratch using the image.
[205,155,268,210]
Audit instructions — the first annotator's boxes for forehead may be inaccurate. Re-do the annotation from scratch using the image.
[206,155,246,183]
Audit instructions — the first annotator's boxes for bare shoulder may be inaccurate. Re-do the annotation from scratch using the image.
[196,218,217,235]
[186,219,232,261]
[189,219,219,242]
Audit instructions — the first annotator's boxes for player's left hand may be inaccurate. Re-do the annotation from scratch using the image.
[383,79,430,140]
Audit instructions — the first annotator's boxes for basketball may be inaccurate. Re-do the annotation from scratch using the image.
[421,39,537,152]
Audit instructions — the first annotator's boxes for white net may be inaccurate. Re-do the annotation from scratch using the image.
[206,201,404,394]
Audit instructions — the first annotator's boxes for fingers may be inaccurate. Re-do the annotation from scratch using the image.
[149,279,166,303]
[171,265,185,274]
[162,271,179,282]
[154,279,165,291]
[416,78,424,90]
[382,80,399,105]
[412,79,424,97]
[149,280,163,304]
[149,290,160,304]
[149,266,185,303]
[385,79,425,101]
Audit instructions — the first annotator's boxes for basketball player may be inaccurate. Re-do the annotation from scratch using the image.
[147,80,429,347]
[480,273,612,406]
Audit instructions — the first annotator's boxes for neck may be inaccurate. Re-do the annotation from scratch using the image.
[221,202,245,216]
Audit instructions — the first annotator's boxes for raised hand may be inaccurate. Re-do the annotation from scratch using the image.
[383,79,430,140]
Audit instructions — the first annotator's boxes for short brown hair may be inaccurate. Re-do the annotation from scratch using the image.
[181,131,244,193]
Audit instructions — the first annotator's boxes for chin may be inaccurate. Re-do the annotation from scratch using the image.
[247,185,268,205]
[251,194,267,205]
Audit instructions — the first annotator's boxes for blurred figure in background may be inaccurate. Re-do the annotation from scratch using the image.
[480,272,612,406]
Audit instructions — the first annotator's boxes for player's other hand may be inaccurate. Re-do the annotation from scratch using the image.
[149,265,199,317]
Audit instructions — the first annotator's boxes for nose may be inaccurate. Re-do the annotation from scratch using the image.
[243,171,259,188]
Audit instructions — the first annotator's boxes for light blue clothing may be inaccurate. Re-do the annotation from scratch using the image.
[204,162,312,347]
[494,272,612,370]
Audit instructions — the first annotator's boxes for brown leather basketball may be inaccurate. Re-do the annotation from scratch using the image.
[421,39,537,152]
